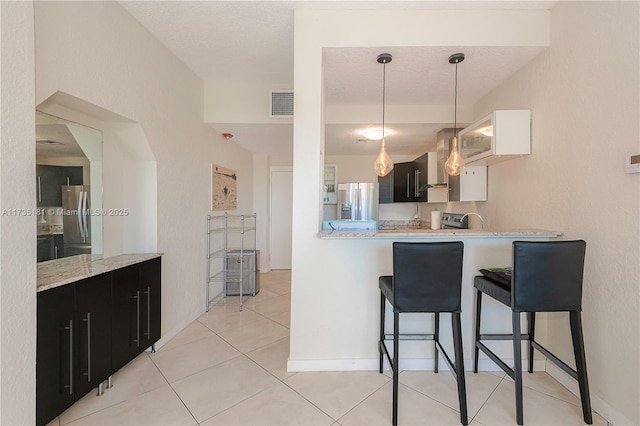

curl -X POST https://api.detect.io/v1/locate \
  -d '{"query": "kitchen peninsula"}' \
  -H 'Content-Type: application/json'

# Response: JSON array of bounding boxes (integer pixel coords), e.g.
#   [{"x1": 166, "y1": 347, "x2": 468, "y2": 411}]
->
[
  {"x1": 289, "y1": 227, "x2": 562, "y2": 373},
  {"x1": 36, "y1": 253, "x2": 162, "y2": 426}
]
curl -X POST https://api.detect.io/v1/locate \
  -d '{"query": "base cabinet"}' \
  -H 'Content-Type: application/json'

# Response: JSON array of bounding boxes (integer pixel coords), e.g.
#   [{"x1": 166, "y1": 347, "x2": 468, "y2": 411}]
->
[{"x1": 37, "y1": 257, "x2": 161, "y2": 426}]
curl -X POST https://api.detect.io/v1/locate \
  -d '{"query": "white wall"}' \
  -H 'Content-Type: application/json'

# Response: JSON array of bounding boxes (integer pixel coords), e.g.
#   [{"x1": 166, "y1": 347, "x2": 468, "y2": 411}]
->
[
  {"x1": 33, "y1": 0, "x2": 253, "y2": 361},
  {"x1": 474, "y1": 2, "x2": 640, "y2": 424},
  {"x1": 0, "y1": 1, "x2": 36, "y2": 423},
  {"x1": 290, "y1": 6, "x2": 550, "y2": 372}
]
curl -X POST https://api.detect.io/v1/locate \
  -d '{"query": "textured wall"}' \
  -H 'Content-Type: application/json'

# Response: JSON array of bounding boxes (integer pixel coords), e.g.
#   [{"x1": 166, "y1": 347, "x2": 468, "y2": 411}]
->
[
  {"x1": 33, "y1": 0, "x2": 254, "y2": 357},
  {"x1": 474, "y1": 2, "x2": 640, "y2": 424},
  {"x1": 0, "y1": 1, "x2": 36, "y2": 424}
]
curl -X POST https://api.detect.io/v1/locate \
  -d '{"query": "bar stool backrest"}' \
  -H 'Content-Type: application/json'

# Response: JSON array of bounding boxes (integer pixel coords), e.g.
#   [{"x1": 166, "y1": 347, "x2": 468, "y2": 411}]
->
[
  {"x1": 512, "y1": 240, "x2": 586, "y2": 313},
  {"x1": 392, "y1": 242, "x2": 464, "y2": 313}
]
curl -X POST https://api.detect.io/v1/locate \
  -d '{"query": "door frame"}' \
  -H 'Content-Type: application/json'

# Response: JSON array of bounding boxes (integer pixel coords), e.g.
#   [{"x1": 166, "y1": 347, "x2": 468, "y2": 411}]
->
[{"x1": 269, "y1": 166, "x2": 293, "y2": 270}]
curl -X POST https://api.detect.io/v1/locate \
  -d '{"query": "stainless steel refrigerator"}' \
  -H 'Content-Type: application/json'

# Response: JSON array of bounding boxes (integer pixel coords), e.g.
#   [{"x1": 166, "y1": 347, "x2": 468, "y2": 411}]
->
[
  {"x1": 337, "y1": 183, "x2": 379, "y2": 221},
  {"x1": 62, "y1": 185, "x2": 91, "y2": 256}
]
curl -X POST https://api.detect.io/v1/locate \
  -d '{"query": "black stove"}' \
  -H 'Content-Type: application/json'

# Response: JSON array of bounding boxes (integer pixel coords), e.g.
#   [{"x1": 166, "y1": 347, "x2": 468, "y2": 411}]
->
[{"x1": 441, "y1": 213, "x2": 469, "y2": 229}]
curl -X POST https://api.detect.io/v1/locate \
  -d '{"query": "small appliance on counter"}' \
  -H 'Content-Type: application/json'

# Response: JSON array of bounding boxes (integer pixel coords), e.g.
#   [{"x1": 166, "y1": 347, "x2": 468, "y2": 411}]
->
[
  {"x1": 441, "y1": 212, "x2": 469, "y2": 229},
  {"x1": 322, "y1": 220, "x2": 377, "y2": 233}
]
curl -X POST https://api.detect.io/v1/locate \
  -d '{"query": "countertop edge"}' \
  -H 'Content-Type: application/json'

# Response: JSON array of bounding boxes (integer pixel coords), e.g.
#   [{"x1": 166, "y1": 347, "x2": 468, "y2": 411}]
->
[
  {"x1": 37, "y1": 253, "x2": 162, "y2": 292},
  {"x1": 317, "y1": 229, "x2": 564, "y2": 239}
]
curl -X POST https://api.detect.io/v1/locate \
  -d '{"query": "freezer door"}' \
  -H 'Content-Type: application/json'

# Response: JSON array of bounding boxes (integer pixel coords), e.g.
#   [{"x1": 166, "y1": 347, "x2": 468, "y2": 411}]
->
[{"x1": 62, "y1": 185, "x2": 91, "y2": 246}]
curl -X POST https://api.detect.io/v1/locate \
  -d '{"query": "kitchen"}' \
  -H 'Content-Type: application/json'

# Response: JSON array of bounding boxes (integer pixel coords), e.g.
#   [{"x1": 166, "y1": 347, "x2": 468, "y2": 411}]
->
[{"x1": 1, "y1": 2, "x2": 638, "y2": 426}]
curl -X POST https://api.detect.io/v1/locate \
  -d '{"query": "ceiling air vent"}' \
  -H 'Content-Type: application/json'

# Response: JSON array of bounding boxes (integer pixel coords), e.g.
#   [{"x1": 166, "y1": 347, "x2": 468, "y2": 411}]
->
[{"x1": 270, "y1": 90, "x2": 294, "y2": 118}]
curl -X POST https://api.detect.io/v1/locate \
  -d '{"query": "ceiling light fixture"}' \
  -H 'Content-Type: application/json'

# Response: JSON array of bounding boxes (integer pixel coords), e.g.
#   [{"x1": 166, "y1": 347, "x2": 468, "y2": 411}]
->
[
  {"x1": 373, "y1": 53, "x2": 394, "y2": 177},
  {"x1": 445, "y1": 53, "x2": 465, "y2": 177},
  {"x1": 362, "y1": 128, "x2": 390, "y2": 141}
]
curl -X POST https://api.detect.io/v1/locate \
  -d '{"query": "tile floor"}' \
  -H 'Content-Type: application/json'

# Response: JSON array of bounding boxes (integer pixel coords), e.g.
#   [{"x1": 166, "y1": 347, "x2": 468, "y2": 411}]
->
[{"x1": 50, "y1": 270, "x2": 608, "y2": 425}]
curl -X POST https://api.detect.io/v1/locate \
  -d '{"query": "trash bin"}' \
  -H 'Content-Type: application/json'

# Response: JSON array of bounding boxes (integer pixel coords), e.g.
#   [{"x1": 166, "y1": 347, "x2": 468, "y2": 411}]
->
[{"x1": 225, "y1": 250, "x2": 260, "y2": 296}]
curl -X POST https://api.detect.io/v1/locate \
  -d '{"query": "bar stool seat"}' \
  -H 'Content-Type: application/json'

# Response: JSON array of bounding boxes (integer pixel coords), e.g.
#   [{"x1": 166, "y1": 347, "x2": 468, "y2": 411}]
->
[
  {"x1": 473, "y1": 240, "x2": 592, "y2": 425},
  {"x1": 379, "y1": 241, "x2": 468, "y2": 425}
]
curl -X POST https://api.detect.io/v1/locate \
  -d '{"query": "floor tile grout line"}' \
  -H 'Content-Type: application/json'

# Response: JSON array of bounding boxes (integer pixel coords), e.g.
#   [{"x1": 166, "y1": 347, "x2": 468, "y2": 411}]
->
[
  {"x1": 467, "y1": 374, "x2": 506, "y2": 424},
  {"x1": 328, "y1": 374, "x2": 392, "y2": 424},
  {"x1": 146, "y1": 347, "x2": 205, "y2": 426}
]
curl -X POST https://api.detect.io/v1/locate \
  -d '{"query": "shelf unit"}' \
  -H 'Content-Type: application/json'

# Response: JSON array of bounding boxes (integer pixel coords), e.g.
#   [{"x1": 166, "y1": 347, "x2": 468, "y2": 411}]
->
[
  {"x1": 206, "y1": 213, "x2": 257, "y2": 311},
  {"x1": 323, "y1": 164, "x2": 338, "y2": 204}
]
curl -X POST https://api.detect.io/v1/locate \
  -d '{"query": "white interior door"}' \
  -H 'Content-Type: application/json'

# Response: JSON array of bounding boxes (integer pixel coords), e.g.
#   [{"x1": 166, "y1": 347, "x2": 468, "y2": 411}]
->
[{"x1": 270, "y1": 168, "x2": 293, "y2": 269}]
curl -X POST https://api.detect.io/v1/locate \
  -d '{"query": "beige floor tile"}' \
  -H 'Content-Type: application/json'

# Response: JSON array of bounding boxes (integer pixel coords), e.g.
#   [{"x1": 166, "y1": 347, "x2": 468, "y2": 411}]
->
[
  {"x1": 160, "y1": 320, "x2": 215, "y2": 351},
  {"x1": 400, "y1": 371, "x2": 502, "y2": 418},
  {"x1": 218, "y1": 316, "x2": 290, "y2": 353},
  {"x1": 522, "y1": 372, "x2": 582, "y2": 406},
  {"x1": 474, "y1": 379, "x2": 607, "y2": 426},
  {"x1": 284, "y1": 371, "x2": 390, "y2": 420},
  {"x1": 65, "y1": 385, "x2": 196, "y2": 425},
  {"x1": 246, "y1": 336, "x2": 293, "y2": 380},
  {"x1": 150, "y1": 334, "x2": 241, "y2": 382},
  {"x1": 249, "y1": 295, "x2": 291, "y2": 318},
  {"x1": 200, "y1": 382, "x2": 333, "y2": 425},
  {"x1": 267, "y1": 310, "x2": 291, "y2": 328},
  {"x1": 60, "y1": 354, "x2": 167, "y2": 424},
  {"x1": 171, "y1": 356, "x2": 279, "y2": 423},
  {"x1": 198, "y1": 305, "x2": 264, "y2": 333},
  {"x1": 338, "y1": 381, "x2": 465, "y2": 425}
]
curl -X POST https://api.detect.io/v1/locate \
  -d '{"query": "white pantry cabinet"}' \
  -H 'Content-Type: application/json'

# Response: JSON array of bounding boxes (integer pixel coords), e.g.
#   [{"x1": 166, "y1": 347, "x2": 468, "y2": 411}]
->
[{"x1": 460, "y1": 110, "x2": 531, "y2": 166}]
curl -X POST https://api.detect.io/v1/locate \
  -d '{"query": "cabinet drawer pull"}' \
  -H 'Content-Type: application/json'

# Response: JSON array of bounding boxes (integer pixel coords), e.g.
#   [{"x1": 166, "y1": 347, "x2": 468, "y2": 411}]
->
[
  {"x1": 38, "y1": 176, "x2": 42, "y2": 203},
  {"x1": 144, "y1": 286, "x2": 151, "y2": 339},
  {"x1": 63, "y1": 320, "x2": 73, "y2": 395},
  {"x1": 132, "y1": 292, "x2": 140, "y2": 347},
  {"x1": 82, "y1": 313, "x2": 91, "y2": 382}
]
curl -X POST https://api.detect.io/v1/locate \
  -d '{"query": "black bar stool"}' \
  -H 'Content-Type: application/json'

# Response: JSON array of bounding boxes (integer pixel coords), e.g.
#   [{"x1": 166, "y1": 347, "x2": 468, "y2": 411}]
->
[
  {"x1": 379, "y1": 241, "x2": 468, "y2": 425},
  {"x1": 473, "y1": 240, "x2": 592, "y2": 425}
]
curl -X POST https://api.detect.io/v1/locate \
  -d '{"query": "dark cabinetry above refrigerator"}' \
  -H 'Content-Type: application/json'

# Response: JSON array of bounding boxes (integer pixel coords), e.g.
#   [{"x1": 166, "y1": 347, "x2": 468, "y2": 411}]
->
[
  {"x1": 379, "y1": 155, "x2": 429, "y2": 203},
  {"x1": 36, "y1": 165, "x2": 83, "y2": 207}
]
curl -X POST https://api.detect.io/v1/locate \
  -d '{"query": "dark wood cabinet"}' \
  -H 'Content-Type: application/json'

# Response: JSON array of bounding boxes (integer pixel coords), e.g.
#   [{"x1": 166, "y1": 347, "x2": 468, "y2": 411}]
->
[
  {"x1": 111, "y1": 264, "x2": 144, "y2": 369},
  {"x1": 36, "y1": 284, "x2": 75, "y2": 426},
  {"x1": 74, "y1": 274, "x2": 112, "y2": 398},
  {"x1": 379, "y1": 160, "x2": 428, "y2": 203},
  {"x1": 36, "y1": 165, "x2": 83, "y2": 207},
  {"x1": 37, "y1": 258, "x2": 161, "y2": 426},
  {"x1": 37, "y1": 234, "x2": 65, "y2": 262},
  {"x1": 111, "y1": 258, "x2": 161, "y2": 373}
]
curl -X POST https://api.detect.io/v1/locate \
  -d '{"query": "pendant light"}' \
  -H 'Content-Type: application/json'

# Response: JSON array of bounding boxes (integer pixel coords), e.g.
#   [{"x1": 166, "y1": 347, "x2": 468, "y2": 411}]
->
[
  {"x1": 374, "y1": 53, "x2": 394, "y2": 177},
  {"x1": 445, "y1": 53, "x2": 465, "y2": 176}
]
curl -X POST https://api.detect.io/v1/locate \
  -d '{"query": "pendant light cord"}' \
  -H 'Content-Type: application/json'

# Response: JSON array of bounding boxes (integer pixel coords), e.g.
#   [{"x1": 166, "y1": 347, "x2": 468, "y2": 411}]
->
[
  {"x1": 382, "y1": 61, "x2": 386, "y2": 146},
  {"x1": 454, "y1": 61, "x2": 458, "y2": 136}
]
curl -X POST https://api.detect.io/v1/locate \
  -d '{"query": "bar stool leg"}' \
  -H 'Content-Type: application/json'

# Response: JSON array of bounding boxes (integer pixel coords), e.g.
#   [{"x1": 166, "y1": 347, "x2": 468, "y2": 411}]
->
[
  {"x1": 393, "y1": 312, "x2": 399, "y2": 426},
  {"x1": 570, "y1": 311, "x2": 593, "y2": 424},
  {"x1": 528, "y1": 312, "x2": 536, "y2": 373},
  {"x1": 512, "y1": 311, "x2": 524, "y2": 425},
  {"x1": 452, "y1": 312, "x2": 468, "y2": 425},
  {"x1": 473, "y1": 289, "x2": 482, "y2": 373},
  {"x1": 434, "y1": 312, "x2": 440, "y2": 373},
  {"x1": 379, "y1": 292, "x2": 385, "y2": 373}
]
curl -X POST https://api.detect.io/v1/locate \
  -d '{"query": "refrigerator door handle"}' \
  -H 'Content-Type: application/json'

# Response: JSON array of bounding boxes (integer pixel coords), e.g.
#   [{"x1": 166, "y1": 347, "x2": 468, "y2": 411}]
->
[
  {"x1": 82, "y1": 191, "x2": 89, "y2": 243},
  {"x1": 77, "y1": 190, "x2": 85, "y2": 239}
]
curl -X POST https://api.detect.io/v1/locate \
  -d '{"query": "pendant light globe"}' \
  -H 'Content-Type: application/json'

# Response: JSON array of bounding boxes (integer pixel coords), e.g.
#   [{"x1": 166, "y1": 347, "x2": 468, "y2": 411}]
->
[
  {"x1": 445, "y1": 53, "x2": 465, "y2": 177},
  {"x1": 374, "y1": 53, "x2": 394, "y2": 177}
]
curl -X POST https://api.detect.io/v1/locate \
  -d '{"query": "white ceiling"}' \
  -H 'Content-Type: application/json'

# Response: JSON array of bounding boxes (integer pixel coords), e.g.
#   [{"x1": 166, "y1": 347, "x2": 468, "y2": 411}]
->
[
  {"x1": 36, "y1": 124, "x2": 86, "y2": 160},
  {"x1": 120, "y1": 1, "x2": 555, "y2": 157}
]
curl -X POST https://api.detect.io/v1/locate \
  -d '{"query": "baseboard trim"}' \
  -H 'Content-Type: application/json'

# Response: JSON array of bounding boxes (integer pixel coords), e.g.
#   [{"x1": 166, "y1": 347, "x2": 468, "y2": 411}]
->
[
  {"x1": 287, "y1": 358, "x2": 546, "y2": 373},
  {"x1": 546, "y1": 362, "x2": 634, "y2": 425}
]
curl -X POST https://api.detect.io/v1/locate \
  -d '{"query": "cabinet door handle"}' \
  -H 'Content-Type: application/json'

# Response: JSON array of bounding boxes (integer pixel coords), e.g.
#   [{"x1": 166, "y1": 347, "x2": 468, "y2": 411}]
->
[
  {"x1": 66, "y1": 177, "x2": 70, "y2": 186},
  {"x1": 415, "y1": 170, "x2": 420, "y2": 197},
  {"x1": 132, "y1": 291, "x2": 140, "y2": 347},
  {"x1": 38, "y1": 176, "x2": 42, "y2": 202},
  {"x1": 406, "y1": 173, "x2": 410, "y2": 198},
  {"x1": 54, "y1": 245, "x2": 58, "y2": 259},
  {"x1": 144, "y1": 286, "x2": 151, "y2": 339},
  {"x1": 63, "y1": 320, "x2": 74, "y2": 395},
  {"x1": 82, "y1": 312, "x2": 91, "y2": 382}
]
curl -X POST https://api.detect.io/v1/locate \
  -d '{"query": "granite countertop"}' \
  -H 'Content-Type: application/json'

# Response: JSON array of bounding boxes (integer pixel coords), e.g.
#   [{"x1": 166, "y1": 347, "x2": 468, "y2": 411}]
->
[
  {"x1": 37, "y1": 225, "x2": 64, "y2": 236},
  {"x1": 37, "y1": 253, "x2": 162, "y2": 292},
  {"x1": 318, "y1": 228, "x2": 563, "y2": 239}
]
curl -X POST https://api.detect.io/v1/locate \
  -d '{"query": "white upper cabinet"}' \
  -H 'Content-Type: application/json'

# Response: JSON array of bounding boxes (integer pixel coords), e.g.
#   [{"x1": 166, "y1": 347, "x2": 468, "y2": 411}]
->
[{"x1": 459, "y1": 110, "x2": 531, "y2": 166}]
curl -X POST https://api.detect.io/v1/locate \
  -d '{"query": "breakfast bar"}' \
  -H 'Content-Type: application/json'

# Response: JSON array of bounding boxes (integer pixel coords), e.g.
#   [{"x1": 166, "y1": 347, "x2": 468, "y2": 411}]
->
[{"x1": 288, "y1": 228, "x2": 562, "y2": 373}]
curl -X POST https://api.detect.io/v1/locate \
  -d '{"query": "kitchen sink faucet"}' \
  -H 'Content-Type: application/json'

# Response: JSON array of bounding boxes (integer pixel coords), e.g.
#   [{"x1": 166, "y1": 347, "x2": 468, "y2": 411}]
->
[{"x1": 461, "y1": 212, "x2": 485, "y2": 230}]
